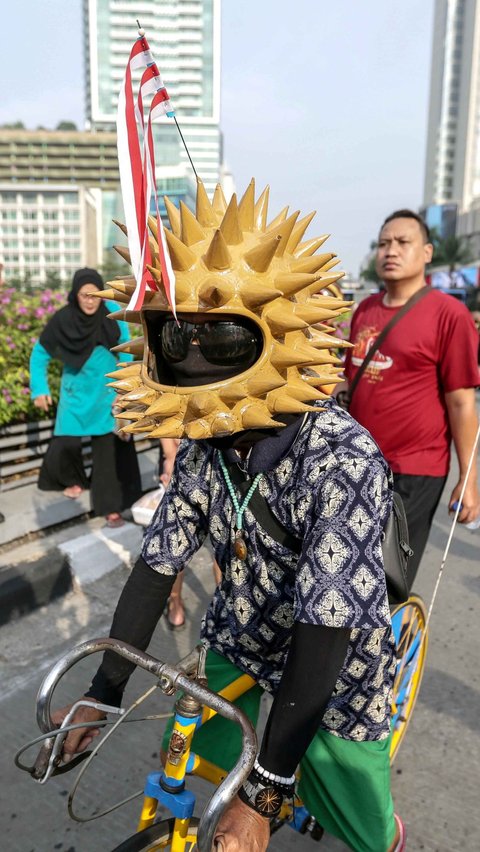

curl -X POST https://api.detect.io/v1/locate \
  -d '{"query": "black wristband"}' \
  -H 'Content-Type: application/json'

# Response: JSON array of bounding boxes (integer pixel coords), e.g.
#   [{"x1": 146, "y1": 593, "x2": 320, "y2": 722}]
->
[{"x1": 238, "y1": 768, "x2": 294, "y2": 819}]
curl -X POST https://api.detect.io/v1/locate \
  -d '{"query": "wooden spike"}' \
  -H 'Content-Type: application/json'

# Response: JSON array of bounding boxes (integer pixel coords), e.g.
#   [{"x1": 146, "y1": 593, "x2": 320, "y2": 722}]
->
[
  {"x1": 267, "y1": 205, "x2": 289, "y2": 230},
  {"x1": 267, "y1": 393, "x2": 315, "y2": 415},
  {"x1": 262, "y1": 301, "x2": 308, "y2": 334},
  {"x1": 149, "y1": 417, "x2": 184, "y2": 438},
  {"x1": 238, "y1": 179, "x2": 255, "y2": 231},
  {"x1": 275, "y1": 272, "x2": 317, "y2": 298},
  {"x1": 305, "y1": 296, "x2": 352, "y2": 312},
  {"x1": 198, "y1": 280, "x2": 234, "y2": 308},
  {"x1": 219, "y1": 193, "x2": 243, "y2": 245},
  {"x1": 270, "y1": 342, "x2": 314, "y2": 369},
  {"x1": 306, "y1": 274, "x2": 347, "y2": 297},
  {"x1": 321, "y1": 258, "x2": 341, "y2": 272},
  {"x1": 308, "y1": 329, "x2": 341, "y2": 348},
  {"x1": 97, "y1": 288, "x2": 129, "y2": 304},
  {"x1": 113, "y1": 219, "x2": 128, "y2": 237},
  {"x1": 254, "y1": 185, "x2": 270, "y2": 231},
  {"x1": 240, "y1": 281, "x2": 281, "y2": 309},
  {"x1": 293, "y1": 304, "x2": 343, "y2": 324},
  {"x1": 121, "y1": 386, "x2": 157, "y2": 404},
  {"x1": 285, "y1": 213, "x2": 317, "y2": 253},
  {"x1": 291, "y1": 253, "x2": 336, "y2": 274},
  {"x1": 218, "y1": 383, "x2": 249, "y2": 402},
  {"x1": 267, "y1": 212, "x2": 300, "y2": 257},
  {"x1": 113, "y1": 244, "x2": 131, "y2": 265},
  {"x1": 164, "y1": 196, "x2": 181, "y2": 237},
  {"x1": 306, "y1": 368, "x2": 343, "y2": 386},
  {"x1": 196, "y1": 178, "x2": 216, "y2": 227},
  {"x1": 244, "y1": 235, "x2": 281, "y2": 273},
  {"x1": 287, "y1": 378, "x2": 331, "y2": 401},
  {"x1": 203, "y1": 229, "x2": 233, "y2": 271},
  {"x1": 212, "y1": 183, "x2": 228, "y2": 216},
  {"x1": 186, "y1": 419, "x2": 214, "y2": 440},
  {"x1": 146, "y1": 264, "x2": 162, "y2": 286},
  {"x1": 294, "y1": 237, "x2": 329, "y2": 259},
  {"x1": 246, "y1": 368, "x2": 286, "y2": 397},
  {"x1": 240, "y1": 403, "x2": 283, "y2": 430},
  {"x1": 107, "y1": 309, "x2": 142, "y2": 324},
  {"x1": 114, "y1": 409, "x2": 147, "y2": 421},
  {"x1": 180, "y1": 201, "x2": 206, "y2": 246},
  {"x1": 164, "y1": 228, "x2": 197, "y2": 271},
  {"x1": 120, "y1": 418, "x2": 157, "y2": 434},
  {"x1": 111, "y1": 337, "x2": 145, "y2": 356},
  {"x1": 109, "y1": 279, "x2": 136, "y2": 294},
  {"x1": 145, "y1": 394, "x2": 183, "y2": 417},
  {"x1": 147, "y1": 214, "x2": 158, "y2": 240},
  {"x1": 210, "y1": 412, "x2": 237, "y2": 436},
  {"x1": 187, "y1": 392, "x2": 219, "y2": 417},
  {"x1": 105, "y1": 364, "x2": 142, "y2": 380},
  {"x1": 106, "y1": 377, "x2": 142, "y2": 392}
]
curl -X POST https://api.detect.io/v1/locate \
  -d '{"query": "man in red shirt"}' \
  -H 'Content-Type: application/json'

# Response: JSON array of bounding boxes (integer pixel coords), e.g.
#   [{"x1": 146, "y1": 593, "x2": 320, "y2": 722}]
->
[{"x1": 344, "y1": 210, "x2": 480, "y2": 584}]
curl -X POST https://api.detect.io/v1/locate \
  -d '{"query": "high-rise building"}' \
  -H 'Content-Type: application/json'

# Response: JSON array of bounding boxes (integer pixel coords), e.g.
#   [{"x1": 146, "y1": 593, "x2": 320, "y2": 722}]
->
[
  {"x1": 424, "y1": 0, "x2": 480, "y2": 210},
  {"x1": 84, "y1": 0, "x2": 222, "y2": 204}
]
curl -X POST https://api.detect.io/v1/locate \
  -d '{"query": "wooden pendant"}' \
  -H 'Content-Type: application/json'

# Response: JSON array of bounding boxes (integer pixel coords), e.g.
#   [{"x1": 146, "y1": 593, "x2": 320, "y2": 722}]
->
[{"x1": 234, "y1": 529, "x2": 248, "y2": 561}]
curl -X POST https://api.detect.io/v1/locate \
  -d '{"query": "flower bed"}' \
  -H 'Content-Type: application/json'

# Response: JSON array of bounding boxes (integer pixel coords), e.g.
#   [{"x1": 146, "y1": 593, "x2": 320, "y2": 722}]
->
[{"x1": 0, "y1": 288, "x2": 64, "y2": 426}]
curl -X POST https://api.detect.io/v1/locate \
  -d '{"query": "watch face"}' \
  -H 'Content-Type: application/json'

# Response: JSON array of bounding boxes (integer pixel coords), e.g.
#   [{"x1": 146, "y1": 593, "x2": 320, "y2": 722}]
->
[{"x1": 255, "y1": 786, "x2": 283, "y2": 815}]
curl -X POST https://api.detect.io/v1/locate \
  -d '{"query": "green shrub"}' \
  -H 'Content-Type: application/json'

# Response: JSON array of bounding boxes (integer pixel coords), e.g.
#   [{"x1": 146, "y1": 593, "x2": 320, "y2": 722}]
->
[{"x1": 0, "y1": 287, "x2": 65, "y2": 426}]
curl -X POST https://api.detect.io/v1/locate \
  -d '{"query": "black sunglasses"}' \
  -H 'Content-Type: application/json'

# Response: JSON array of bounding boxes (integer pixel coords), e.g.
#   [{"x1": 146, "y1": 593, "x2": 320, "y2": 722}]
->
[{"x1": 160, "y1": 319, "x2": 260, "y2": 366}]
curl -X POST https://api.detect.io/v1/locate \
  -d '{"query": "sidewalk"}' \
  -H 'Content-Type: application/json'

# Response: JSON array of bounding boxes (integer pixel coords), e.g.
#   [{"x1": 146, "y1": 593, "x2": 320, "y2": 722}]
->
[{"x1": 0, "y1": 448, "x2": 158, "y2": 624}]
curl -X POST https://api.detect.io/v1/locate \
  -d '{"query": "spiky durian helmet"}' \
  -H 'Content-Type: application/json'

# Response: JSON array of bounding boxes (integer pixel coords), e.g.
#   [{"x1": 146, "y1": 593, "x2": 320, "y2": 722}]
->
[{"x1": 102, "y1": 179, "x2": 351, "y2": 440}]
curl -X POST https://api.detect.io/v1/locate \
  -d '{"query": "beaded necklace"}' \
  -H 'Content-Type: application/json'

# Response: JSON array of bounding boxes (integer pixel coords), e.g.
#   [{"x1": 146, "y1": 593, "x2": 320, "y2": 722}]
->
[{"x1": 219, "y1": 452, "x2": 262, "y2": 561}]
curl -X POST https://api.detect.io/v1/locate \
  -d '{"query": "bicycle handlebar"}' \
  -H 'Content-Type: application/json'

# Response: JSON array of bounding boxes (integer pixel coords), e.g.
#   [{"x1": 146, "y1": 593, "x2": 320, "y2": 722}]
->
[{"x1": 35, "y1": 637, "x2": 257, "y2": 852}]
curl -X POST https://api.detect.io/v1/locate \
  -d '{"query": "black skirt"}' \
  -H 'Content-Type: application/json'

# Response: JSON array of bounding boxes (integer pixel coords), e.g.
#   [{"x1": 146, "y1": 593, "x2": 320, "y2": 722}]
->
[{"x1": 38, "y1": 433, "x2": 142, "y2": 516}]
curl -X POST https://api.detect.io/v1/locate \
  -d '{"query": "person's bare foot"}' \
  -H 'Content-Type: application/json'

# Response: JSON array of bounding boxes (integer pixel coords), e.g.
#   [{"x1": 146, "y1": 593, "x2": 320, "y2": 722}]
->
[
  {"x1": 166, "y1": 596, "x2": 186, "y2": 630},
  {"x1": 63, "y1": 485, "x2": 83, "y2": 499},
  {"x1": 105, "y1": 513, "x2": 125, "y2": 528}
]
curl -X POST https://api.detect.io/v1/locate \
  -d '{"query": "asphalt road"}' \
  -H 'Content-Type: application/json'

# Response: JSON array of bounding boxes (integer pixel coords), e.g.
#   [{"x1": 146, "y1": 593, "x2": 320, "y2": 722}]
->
[{"x1": 1, "y1": 460, "x2": 479, "y2": 852}]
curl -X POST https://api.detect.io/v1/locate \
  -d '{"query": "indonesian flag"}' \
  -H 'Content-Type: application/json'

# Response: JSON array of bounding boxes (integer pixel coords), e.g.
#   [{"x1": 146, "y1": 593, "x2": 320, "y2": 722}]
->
[{"x1": 116, "y1": 29, "x2": 176, "y2": 313}]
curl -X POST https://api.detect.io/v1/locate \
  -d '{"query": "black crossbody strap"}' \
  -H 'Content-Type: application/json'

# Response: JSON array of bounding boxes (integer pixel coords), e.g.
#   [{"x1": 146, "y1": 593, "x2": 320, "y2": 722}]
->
[
  {"x1": 226, "y1": 462, "x2": 302, "y2": 555},
  {"x1": 349, "y1": 286, "x2": 430, "y2": 398}
]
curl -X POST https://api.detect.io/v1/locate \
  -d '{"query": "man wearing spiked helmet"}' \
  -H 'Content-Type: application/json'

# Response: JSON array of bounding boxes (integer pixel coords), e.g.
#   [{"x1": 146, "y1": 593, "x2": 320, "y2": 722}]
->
[{"x1": 53, "y1": 180, "x2": 405, "y2": 851}]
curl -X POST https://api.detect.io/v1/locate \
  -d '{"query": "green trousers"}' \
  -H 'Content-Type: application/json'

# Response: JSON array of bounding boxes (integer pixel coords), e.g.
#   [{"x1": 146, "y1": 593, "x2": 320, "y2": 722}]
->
[{"x1": 163, "y1": 650, "x2": 396, "y2": 852}]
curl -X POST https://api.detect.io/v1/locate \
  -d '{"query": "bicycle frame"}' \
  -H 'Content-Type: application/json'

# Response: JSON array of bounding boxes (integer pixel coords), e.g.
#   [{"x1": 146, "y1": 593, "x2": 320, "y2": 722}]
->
[{"x1": 35, "y1": 638, "x2": 257, "y2": 852}]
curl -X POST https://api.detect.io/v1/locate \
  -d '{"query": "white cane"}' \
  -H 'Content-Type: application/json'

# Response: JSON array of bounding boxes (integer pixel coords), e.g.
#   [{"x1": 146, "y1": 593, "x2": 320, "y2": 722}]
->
[{"x1": 425, "y1": 420, "x2": 480, "y2": 630}]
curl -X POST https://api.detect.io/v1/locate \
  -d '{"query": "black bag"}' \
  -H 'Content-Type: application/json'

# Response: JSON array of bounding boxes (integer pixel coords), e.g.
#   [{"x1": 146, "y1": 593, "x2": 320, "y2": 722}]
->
[{"x1": 226, "y1": 463, "x2": 412, "y2": 605}]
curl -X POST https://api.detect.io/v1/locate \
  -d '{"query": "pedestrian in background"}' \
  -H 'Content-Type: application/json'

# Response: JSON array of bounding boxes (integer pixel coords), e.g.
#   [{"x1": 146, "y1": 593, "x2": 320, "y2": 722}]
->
[
  {"x1": 343, "y1": 210, "x2": 480, "y2": 585},
  {"x1": 30, "y1": 267, "x2": 142, "y2": 527}
]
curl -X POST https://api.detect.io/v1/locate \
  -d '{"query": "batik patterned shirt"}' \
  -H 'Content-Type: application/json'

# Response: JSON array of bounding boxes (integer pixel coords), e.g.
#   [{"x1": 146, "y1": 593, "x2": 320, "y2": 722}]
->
[{"x1": 143, "y1": 401, "x2": 396, "y2": 742}]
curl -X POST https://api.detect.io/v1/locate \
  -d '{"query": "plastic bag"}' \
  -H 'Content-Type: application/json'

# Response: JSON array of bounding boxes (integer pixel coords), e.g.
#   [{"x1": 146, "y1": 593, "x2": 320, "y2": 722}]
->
[{"x1": 131, "y1": 486, "x2": 165, "y2": 526}]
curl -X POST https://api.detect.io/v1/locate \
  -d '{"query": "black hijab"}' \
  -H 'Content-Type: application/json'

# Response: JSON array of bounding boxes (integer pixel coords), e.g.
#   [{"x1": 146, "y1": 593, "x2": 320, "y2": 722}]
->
[{"x1": 39, "y1": 268, "x2": 120, "y2": 370}]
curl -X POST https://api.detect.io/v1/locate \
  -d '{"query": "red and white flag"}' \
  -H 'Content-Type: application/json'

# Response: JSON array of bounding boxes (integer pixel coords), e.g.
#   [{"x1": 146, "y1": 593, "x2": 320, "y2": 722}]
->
[{"x1": 116, "y1": 29, "x2": 176, "y2": 313}]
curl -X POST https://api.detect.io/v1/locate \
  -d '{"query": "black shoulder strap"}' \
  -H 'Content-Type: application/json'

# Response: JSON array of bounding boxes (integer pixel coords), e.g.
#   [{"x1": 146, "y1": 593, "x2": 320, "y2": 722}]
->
[
  {"x1": 226, "y1": 462, "x2": 302, "y2": 555},
  {"x1": 349, "y1": 285, "x2": 430, "y2": 398}
]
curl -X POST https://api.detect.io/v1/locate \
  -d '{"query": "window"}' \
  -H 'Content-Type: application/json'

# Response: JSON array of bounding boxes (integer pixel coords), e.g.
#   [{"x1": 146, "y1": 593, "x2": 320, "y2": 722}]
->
[{"x1": 44, "y1": 211, "x2": 58, "y2": 220}]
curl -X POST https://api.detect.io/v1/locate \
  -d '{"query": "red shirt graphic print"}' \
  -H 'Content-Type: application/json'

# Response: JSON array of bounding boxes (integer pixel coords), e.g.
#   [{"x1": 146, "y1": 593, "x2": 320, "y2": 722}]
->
[{"x1": 344, "y1": 290, "x2": 479, "y2": 476}]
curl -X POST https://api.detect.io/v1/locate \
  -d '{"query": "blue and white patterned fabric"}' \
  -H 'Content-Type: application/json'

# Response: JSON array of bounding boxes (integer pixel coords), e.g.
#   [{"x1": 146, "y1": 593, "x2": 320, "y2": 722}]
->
[{"x1": 143, "y1": 400, "x2": 396, "y2": 741}]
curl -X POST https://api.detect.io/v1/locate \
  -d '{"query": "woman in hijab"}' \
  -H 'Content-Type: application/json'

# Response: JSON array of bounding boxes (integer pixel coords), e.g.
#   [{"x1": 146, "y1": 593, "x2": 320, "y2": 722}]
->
[{"x1": 30, "y1": 268, "x2": 142, "y2": 527}]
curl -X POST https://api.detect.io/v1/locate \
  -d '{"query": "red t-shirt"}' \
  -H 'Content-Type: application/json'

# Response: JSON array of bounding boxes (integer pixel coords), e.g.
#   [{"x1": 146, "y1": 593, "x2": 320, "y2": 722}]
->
[{"x1": 344, "y1": 289, "x2": 479, "y2": 476}]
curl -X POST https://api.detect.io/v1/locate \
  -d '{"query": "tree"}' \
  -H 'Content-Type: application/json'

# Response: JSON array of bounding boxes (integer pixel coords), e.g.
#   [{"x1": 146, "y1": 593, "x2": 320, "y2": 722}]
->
[
  {"x1": 359, "y1": 241, "x2": 380, "y2": 284},
  {"x1": 1, "y1": 121, "x2": 25, "y2": 129},
  {"x1": 44, "y1": 270, "x2": 65, "y2": 290},
  {"x1": 56, "y1": 121, "x2": 78, "y2": 131},
  {"x1": 430, "y1": 235, "x2": 472, "y2": 271}
]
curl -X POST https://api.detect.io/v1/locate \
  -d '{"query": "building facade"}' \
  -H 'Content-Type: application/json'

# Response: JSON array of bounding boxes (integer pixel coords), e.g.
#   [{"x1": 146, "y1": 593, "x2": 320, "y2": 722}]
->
[
  {"x1": 84, "y1": 0, "x2": 222, "y2": 200},
  {"x1": 0, "y1": 129, "x2": 120, "y2": 285},
  {"x1": 424, "y1": 0, "x2": 480, "y2": 210}
]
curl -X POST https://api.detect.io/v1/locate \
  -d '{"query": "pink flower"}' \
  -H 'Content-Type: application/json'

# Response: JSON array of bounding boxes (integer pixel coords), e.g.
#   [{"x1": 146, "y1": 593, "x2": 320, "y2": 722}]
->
[
  {"x1": 21, "y1": 387, "x2": 30, "y2": 395},
  {"x1": 0, "y1": 296, "x2": 11, "y2": 305},
  {"x1": 17, "y1": 305, "x2": 28, "y2": 315},
  {"x1": 34, "y1": 307, "x2": 47, "y2": 318},
  {"x1": 18, "y1": 323, "x2": 29, "y2": 330},
  {"x1": 2, "y1": 390, "x2": 12, "y2": 403}
]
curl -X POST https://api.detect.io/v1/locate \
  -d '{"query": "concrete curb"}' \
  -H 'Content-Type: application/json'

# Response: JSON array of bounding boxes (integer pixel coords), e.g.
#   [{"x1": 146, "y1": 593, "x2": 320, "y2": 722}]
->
[{"x1": 0, "y1": 518, "x2": 144, "y2": 625}]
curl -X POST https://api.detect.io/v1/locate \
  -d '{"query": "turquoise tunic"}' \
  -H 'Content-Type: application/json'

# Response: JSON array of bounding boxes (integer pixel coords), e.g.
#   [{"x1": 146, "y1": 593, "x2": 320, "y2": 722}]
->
[{"x1": 29, "y1": 302, "x2": 133, "y2": 437}]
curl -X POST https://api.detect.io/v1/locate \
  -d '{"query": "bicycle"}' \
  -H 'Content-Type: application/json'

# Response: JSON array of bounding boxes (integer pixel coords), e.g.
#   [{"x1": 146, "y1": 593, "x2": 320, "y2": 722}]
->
[{"x1": 16, "y1": 594, "x2": 427, "y2": 851}]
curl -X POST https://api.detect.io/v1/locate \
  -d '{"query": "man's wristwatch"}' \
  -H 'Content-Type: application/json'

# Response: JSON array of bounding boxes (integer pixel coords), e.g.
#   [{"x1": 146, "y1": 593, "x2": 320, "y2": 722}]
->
[{"x1": 238, "y1": 769, "x2": 294, "y2": 819}]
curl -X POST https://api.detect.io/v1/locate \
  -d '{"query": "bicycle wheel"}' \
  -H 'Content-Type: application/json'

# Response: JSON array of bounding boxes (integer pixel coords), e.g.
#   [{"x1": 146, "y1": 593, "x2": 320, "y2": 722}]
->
[
  {"x1": 111, "y1": 817, "x2": 199, "y2": 851},
  {"x1": 389, "y1": 594, "x2": 428, "y2": 763}
]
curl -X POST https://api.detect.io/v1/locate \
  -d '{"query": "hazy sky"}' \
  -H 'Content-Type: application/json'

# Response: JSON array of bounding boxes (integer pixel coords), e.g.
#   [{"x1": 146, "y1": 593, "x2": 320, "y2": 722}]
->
[{"x1": 2, "y1": 1, "x2": 434, "y2": 276}]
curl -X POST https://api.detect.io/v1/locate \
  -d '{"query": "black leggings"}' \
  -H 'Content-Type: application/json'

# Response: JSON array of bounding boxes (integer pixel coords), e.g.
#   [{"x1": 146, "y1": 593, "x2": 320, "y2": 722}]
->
[{"x1": 38, "y1": 433, "x2": 142, "y2": 516}]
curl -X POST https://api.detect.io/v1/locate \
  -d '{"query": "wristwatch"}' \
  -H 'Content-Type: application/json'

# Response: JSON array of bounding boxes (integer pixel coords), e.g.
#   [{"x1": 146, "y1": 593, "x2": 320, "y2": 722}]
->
[{"x1": 238, "y1": 770, "x2": 293, "y2": 819}]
